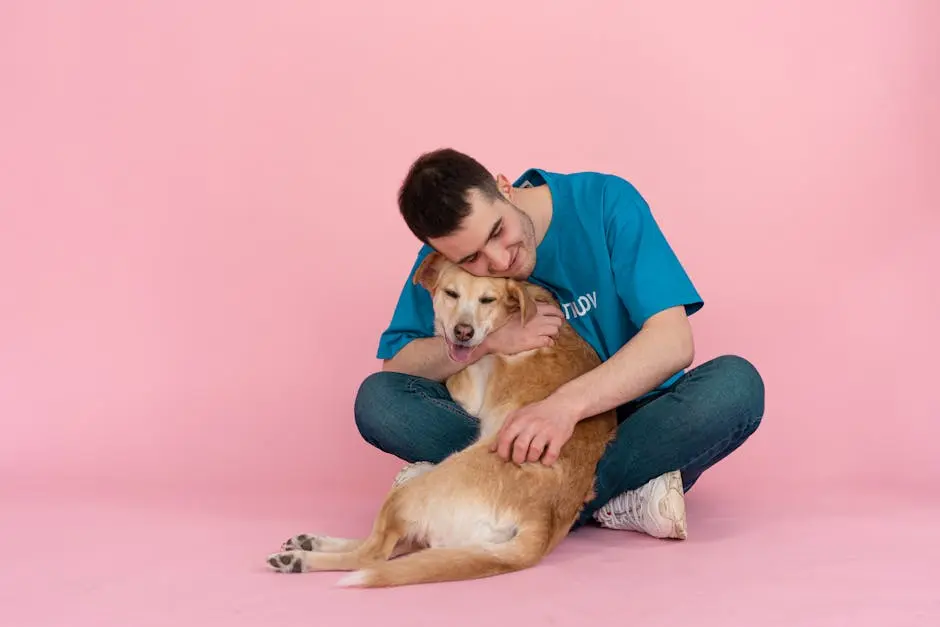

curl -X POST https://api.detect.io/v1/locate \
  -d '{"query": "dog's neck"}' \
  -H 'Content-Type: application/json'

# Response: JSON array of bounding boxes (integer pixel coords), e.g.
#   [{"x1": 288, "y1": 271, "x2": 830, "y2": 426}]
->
[{"x1": 460, "y1": 350, "x2": 541, "y2": 443}]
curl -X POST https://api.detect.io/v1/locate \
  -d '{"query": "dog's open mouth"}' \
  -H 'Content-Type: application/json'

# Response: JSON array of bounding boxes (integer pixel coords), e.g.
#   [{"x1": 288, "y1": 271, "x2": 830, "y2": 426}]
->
[{"x1": 445, "y1": 339, "x2": 476, "y2": 363}]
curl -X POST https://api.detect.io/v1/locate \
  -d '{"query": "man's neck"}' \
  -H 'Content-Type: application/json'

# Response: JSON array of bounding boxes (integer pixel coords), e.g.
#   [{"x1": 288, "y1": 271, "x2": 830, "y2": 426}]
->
[{"x1": 512, "y1": 185, "x2": 553, "y2": 246}]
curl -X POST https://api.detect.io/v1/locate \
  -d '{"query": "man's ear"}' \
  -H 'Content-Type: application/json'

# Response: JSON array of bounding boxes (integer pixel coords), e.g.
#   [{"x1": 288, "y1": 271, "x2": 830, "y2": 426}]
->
[
  {"x1": 413, "y1": 251, "x2": 444, "y2": 293},
  {"x1": 495, "y1": 173, "x2": 514, "y2": 202},
  {"x1": 506, "y1": 280, "x2": 538, "y2": 326}
]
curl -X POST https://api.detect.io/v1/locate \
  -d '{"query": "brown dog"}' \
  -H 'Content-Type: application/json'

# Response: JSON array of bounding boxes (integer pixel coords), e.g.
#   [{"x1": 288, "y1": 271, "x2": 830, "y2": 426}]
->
[{"x1": 265, "y1": 252, "x2": 617, "y2": 587}]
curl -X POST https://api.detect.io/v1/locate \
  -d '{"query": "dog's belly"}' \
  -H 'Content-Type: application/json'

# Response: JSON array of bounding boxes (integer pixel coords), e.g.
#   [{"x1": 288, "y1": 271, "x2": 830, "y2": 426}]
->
[{"x1": 400, "y1": 497, "x2": 518, "y2": 548}]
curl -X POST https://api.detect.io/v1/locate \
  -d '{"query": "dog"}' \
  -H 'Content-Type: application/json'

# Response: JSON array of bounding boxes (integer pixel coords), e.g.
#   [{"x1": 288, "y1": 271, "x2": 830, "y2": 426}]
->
[{"x1": 265, "y1": 252, "x2": 618, "y2": 587}]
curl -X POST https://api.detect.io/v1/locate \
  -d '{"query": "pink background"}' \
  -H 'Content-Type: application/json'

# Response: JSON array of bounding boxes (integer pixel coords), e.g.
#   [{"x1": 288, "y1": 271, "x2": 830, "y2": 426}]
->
[{"x1": 1, "y1": 1, "x2": 938, "y2": 626}]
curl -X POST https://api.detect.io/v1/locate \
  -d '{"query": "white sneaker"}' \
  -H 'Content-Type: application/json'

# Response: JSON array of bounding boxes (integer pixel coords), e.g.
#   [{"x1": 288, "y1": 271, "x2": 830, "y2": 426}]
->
[
  {"x1": 593, "y1": 470, "x2": 688, "y2": 539},
  {"x1": 391, "y1": 461, "x2": 435, "y2": 489}
]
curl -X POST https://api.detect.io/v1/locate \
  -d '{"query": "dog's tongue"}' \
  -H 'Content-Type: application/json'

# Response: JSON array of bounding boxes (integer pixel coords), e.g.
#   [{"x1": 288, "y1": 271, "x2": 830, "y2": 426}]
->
[{"x1": 448, "y1": 342, "x2": 474, "y2": 363}]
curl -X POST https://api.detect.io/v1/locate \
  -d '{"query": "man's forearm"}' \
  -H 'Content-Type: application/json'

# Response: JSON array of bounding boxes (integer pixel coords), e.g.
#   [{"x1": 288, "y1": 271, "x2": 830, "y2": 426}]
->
[
  {"x1": 381, "y1": 336, "x2": 485, "y2": 381},
  {"x1": 556, "y1": 306, "x2": 695, "y2": 421}
]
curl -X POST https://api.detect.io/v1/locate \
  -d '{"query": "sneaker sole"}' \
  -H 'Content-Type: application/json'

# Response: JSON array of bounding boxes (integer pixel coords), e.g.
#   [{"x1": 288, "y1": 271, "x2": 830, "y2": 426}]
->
[{"x1": 659, "y1": 470, "x2": 688, "y2": 540}]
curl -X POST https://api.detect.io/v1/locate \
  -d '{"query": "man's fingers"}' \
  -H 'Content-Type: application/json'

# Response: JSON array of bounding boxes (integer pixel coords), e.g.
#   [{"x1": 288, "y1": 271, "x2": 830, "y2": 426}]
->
[
  {"x1": 533, "y1": 322, "x2": 561, "y2": 341},
  {"x1": 537, "y1": 303, "x2": 565, "y2": 319},
  {"x1": 490, "y1": 419, "x2": 505, "y2": 451},
  {"x1": 491, "y1": 413, "x2": 515, "y2": 453},
  {"x1": 541, "y1": 438, "x2": 563, "y2": 466},
  {"x1": 527, "y1": 434, "x2": 548, "y2": 463},
  {"x1": 533, "y1": 325, "x2": 556, "y2": 339},
  {"x1": 535, "y1": 317, "x2": 563, "y2": 337},
  {"x1": 512, "y1": 430, "x2": 534, "y2": 465},
  {"x1": 494, "y1": 427, "x2": 511, "y2": 458},
  {"x1": 496, "y1": 420, "x2": 522, "y2": 460}
]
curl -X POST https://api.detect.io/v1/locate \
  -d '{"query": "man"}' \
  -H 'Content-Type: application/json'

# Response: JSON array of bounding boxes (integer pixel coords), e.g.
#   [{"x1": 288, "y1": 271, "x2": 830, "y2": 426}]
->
[{"x1": 354, "y1": 148, "x2": 765, "y2": 539}]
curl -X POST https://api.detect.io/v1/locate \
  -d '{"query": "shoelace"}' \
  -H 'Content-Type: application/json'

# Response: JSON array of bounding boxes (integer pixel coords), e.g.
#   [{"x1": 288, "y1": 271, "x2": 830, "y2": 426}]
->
[{"x1": 598, "y1": 489, "x2": 650, "y2": 528}]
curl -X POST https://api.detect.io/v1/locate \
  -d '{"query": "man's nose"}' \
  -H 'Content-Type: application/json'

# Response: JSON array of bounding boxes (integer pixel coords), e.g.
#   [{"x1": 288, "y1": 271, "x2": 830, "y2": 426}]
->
[
  {"x1": 487, "y1": 249, "x2": 511, "y2": 272},
  {"x1": 454, "y1": 323, "x2": 474, "y2": 342}
]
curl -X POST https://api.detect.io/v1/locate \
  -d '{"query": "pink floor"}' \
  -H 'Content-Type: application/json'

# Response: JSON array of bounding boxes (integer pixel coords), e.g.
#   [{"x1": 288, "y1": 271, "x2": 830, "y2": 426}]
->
[{"x1": 3, "y1": 482, "x2": 937, "y2": 627}]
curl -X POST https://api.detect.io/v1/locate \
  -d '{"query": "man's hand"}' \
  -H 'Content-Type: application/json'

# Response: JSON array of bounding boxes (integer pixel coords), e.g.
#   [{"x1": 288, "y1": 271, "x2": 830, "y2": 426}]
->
[
  {"x1": 491, "y1": 392, "x2": 583, "y2": 466},
  {"x1": 484, "y1": 302, "x2": 564, "y2": 355},
  {"x1": 382, "y1": 301, "x2": 563, "y2": 381}
]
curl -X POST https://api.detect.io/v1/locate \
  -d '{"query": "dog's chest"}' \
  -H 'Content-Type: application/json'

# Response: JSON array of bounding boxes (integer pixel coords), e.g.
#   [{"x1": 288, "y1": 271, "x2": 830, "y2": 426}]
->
[{"x1": 449, "y1": 355, "x2": 496, "y2": 418}]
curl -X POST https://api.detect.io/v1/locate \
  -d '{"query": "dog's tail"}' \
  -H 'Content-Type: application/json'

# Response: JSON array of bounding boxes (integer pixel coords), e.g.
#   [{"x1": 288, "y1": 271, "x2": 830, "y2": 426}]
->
[{"x1": 335, "y1": 524, "x2": 550, "y2": 588}]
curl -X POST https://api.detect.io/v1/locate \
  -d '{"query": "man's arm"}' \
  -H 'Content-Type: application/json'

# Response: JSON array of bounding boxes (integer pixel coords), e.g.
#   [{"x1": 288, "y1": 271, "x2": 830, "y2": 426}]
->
[
  {"x1": 560, "y1": 175, "x2": 700, "y2": 417},
  {"x1": 382, "y1": 336, "x2": 485, "y2": 382},
  {"x1": 554, "y1": 305, "x2": 694, "y2": 421},
  {"x1": 492, "y1": 306, "x2": 694, "y2": 465},
  {"x1": 493, "y1": 175, "x2": 702, "y2": 465}
]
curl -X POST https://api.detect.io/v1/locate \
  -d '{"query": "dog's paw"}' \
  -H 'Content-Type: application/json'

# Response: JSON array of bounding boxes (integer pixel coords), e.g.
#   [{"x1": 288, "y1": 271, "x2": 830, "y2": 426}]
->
[
  {"x1": 267, "y1": 550, "x2": 307, "y2": 573},
  {"x1": 281, "y1": 533, "x2": 321, "y2": 552}
]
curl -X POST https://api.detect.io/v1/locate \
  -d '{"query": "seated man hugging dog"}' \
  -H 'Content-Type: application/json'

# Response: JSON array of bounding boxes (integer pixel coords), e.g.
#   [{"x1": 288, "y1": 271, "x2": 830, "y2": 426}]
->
[{"x1": 355, "y1": 148, "x2": 766, "y2": 538}]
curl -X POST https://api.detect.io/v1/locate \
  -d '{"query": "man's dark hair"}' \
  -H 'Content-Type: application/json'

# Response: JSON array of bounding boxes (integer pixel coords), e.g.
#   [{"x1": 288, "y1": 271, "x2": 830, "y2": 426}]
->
[{"x1": 397, "y1": 148, "x2": 503, "y2": 242}]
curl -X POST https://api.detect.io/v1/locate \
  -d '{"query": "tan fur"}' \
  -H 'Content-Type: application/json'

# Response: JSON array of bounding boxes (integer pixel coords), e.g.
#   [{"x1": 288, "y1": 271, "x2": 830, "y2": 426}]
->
[{"x1": 267, "y1": 252, "x2": 618, "y2": 587}]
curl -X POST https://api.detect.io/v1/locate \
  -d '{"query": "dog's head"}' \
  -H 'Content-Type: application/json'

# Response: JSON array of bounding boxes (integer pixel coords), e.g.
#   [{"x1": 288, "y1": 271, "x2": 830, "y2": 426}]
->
[{"x1": 413, "y1": 251, "x2": 537, "y2": 363}]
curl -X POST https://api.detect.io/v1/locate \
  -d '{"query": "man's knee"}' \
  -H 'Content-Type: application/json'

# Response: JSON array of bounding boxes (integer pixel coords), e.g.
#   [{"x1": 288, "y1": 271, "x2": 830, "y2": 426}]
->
[
  {"x1": 353, "y1": 371, "x2": 408, "y2": 445},
  {"x1": 707, "y1": 354, "x2": 765, "y2": 434}
]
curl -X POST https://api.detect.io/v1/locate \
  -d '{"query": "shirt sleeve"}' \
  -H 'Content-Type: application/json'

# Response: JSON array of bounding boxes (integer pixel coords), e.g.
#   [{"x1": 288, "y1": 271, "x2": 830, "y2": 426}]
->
[
  {"x1": 376, "y1": 246, "x2": 437, "y2": 360},
  {"x1": 603, "y1": 176, "x2": 704, "y2": 328}
]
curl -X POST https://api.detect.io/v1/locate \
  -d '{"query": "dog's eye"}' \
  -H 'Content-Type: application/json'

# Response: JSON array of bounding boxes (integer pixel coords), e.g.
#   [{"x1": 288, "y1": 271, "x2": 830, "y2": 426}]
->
[
  {"x1": 479, "y1": 296, "x2": 496, "y2": 304},
  {"x1": 444, "y1": 289, "x2": 459, "y2": 299}
]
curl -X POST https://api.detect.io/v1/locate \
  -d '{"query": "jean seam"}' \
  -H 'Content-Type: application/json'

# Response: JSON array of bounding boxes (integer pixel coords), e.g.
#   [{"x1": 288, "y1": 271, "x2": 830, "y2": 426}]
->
[{"x1": 406, "y1": 378, "x2": 476, "y2": 423}]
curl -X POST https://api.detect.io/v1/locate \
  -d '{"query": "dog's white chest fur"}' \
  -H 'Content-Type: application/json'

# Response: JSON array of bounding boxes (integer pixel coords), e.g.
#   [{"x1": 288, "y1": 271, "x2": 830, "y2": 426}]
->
[
  {"x1": 453, "y1": 354, "x2": 495, "y2": 418},
  {"x1": 451, "y1": 351, "x2": 542, "y2": 439}
]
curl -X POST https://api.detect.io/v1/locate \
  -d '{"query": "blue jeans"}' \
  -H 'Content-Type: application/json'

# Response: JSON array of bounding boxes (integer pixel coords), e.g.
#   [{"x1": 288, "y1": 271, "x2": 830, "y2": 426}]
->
[{"x1": 354, "y1": 355, "x2": 765, "y2": 528}]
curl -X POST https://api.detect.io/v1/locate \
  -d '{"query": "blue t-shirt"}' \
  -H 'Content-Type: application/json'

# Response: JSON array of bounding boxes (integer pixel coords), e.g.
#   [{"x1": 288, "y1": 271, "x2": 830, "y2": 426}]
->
[{"x1": 376, "y1": 169, "x2": 704, "y2": 391}]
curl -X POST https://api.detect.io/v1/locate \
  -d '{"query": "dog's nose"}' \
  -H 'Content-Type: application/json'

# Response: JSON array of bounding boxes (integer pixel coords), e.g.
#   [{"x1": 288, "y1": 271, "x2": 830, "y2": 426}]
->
[{"x1": 454, "y1": 323, "x2": 474, "y2": 342}]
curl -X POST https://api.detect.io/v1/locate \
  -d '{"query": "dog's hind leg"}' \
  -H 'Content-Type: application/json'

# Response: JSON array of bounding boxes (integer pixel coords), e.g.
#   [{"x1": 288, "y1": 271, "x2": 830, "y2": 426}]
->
[
  {"x1": 336, "y1": 521, "x2": 551, "y2": 588},
  {"x1": 267, "y1": 502, "x2": 410, "y2": 574},
  {"x1": 279, "y1": 534, "x2": 364, "y2": 553},
  {"x1": 268, "y1": 526, "x2": 404, "y2": 573},
  {"x1": 278, "y1": 533, "x2": 422, "y2": 557}
]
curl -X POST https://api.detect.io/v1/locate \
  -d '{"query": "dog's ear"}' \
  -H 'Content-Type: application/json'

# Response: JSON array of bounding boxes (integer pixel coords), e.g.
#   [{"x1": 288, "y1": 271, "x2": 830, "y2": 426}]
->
[
  {"x1": 413, "y1": 251, "x2": 444, "y2": 292},
  {"x1": 506, "y1": 280, "x2": 538, "y2": 326}
]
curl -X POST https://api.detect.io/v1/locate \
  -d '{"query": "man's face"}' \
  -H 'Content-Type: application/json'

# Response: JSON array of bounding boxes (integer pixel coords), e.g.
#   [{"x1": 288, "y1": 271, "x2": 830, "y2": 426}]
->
[{"x1": 427, "y1": 187, "x2": 537, "y2": 280}]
